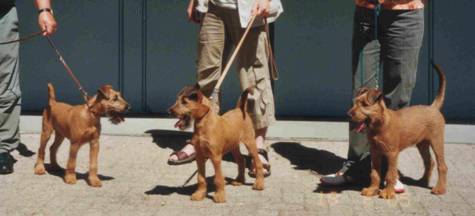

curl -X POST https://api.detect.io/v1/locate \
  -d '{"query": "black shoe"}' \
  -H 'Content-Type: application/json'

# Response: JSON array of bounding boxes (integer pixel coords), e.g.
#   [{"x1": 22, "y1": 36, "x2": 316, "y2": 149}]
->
[{"x1": 0, "y1": 152, "x2": 16, "y2": 175}]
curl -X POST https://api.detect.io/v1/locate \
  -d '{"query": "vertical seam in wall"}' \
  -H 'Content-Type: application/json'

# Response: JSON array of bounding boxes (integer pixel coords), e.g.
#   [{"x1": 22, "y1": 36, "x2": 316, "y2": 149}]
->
[
  {"x1": 119, "y1": 0, "x2": 125, "y2": 93},
  {"x1": 141, "y1": 0, "x2": 148, "y2": 112},
  {"x1": 428, "y1": 0, "x2": 435, "y2": 103}
]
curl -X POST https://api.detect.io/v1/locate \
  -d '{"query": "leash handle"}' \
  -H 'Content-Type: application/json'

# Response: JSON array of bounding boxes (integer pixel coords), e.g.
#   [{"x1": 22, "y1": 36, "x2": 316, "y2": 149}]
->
[
  {"x1": 212, "y1": 15, "x2": 257, "y2": 96},
  {"x1": 45, "y1": 36, "x2": 89, "y2": 102}
]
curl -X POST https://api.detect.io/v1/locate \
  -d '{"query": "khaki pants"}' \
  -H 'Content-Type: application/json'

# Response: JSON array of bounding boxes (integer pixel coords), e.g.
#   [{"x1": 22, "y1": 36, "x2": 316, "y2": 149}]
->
[{"x1": 196, "y1": 4, "x2": 276, "y2": 129}]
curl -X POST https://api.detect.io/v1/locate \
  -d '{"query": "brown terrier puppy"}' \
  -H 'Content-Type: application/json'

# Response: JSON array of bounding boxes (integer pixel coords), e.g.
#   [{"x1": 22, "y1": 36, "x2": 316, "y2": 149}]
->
[
  {"x1": 348, "y1": 63, "x2": 447, "y2": 199},
  {"x1": 168, "y1": 86, "x2": 265, "y2": 203},
  {"x1": 34, "y1": 83, "x2": 129, "y2": 187}
]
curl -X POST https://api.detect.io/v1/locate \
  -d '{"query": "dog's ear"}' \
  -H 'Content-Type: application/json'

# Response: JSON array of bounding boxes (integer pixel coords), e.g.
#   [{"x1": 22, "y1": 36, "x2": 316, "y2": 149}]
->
[
  {"x1": 378, "y1": 94, "x2": 387, "y2": 109},
  {"x1": 188, "y1": 90, "x2": 204, "y2": 103},
  {"x1": 356, "y1": 87, "x2": 369, "y2": 96},
  {"x1": 97, "y1": 85, "x2": 112, "y2": 100},
  {"x1": 367, "y1": 89, "x2": 383, "y2": 104}
]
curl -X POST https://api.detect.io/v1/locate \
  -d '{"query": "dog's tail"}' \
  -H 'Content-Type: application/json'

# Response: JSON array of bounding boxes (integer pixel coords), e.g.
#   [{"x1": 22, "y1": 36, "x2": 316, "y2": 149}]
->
[
  {"x1": 47, "y1": 83, "x2": 56, "y2": 105},
  {"x1": 237, "y1": 87, "x2": 254, "y2": 118},
  {"x1": 431, "y1": 61, "x2": 446, "y2": 110}
]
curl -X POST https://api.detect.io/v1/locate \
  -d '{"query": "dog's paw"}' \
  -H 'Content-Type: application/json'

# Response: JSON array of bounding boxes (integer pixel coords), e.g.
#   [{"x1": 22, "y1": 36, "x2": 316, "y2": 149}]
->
[
  {"x1": 88, "y1": 177, "x2": 103, "y2": 188},
  {"x1": 191, "y1": 191, "x2": 206, "y2": 201},
  {"x1": 431, "y1": 186, "x2": 446, "y2": 195},
  {"x1": 212, "y1": 192, "x2": 226, "y2": 203},
  {"x1": 64, "y1": 174, "x2": 77, "y2": 185},
  {"x1": 34, "y1": 164, "x2": 46, "y2": 175},
  {"x1": 379, "y1": 188, "x2": 396, "y2": 199},
  {"x1": 252, "y1": 181, "x2": 264, "y2": 191},
  {"x1": 361, "y1": 187, "x2": 379, "y2": 197}
]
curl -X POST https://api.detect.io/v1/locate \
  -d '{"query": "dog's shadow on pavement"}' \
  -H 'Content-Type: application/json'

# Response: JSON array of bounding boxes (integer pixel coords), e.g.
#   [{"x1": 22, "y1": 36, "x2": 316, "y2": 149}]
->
[
  {"x1": 43, "y1": 164, "x2": 114, "y2": 183},
  {"x1": 271, "y1": 142, "x2": 364, "y2": 193},
  {"x1": 145, "y1": 177, "x2": 249, "y2": 200},
  {"x1": 145, "y1": 129, "x2": 193, "y2": 152},
  {"x1": 271, "y1": 142, "x2": 346, "y2": 175},
  {"x1": 399, "y1": 172, "x2": 432, "y2": 189}
]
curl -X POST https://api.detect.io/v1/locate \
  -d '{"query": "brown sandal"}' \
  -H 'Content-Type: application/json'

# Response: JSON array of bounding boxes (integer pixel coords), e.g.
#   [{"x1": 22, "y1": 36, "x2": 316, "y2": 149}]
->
[{"x1": 167, "y1": 150, "x2": 196, "y2": 165}]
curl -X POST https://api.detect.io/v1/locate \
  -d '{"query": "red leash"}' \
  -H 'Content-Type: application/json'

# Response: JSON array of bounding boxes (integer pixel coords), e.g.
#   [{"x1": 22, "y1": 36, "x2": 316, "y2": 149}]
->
[
  {"x1": 45, "y1": 35, "x2": 89, "y2": 103},
  {"x1": 0, "y1": 31, "x2": 89, "y2": 103}
]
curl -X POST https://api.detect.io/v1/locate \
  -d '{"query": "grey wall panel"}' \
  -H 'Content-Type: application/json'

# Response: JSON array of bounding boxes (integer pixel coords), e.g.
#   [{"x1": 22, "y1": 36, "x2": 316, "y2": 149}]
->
[
  {"x1": 433, "y1": 0, "x2": 475, "y2": 122},
  {"x1": 145, "y1": 0, "x2": 197, "y2": 113},
  {"x1": 274, "y1": 1, "x2": 353, "y2": 118},
  {"x1": 14, "y1": 0, "x2": 474, "y2": 122},
  {"x1": 144, "y1": 0, "x2": 243, "y2": 113},
  {"x1": 122, "y1": 0, "x2": 146, "y2": 112},
  {"x1": 17, "y1": 0, "x2": 120, "y2": 110}
]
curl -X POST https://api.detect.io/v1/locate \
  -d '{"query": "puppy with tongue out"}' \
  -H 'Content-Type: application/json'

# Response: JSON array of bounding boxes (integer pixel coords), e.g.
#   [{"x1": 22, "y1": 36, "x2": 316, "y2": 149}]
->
[
  {"x1": 168, "y1": 86, "x2": 198, "y2": 131},
  {"x1": 346, "y1": 62, "x2": 448, "y2": 199},
  {"x1": 347, "y1": 87, "x2": 383, "y2": 134}
]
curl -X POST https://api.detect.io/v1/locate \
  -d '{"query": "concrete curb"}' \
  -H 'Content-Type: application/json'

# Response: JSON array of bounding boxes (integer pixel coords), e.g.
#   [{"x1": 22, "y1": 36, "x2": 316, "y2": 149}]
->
[{"x1": 20, "y1": 115, "x2": 475, "y2": 144}]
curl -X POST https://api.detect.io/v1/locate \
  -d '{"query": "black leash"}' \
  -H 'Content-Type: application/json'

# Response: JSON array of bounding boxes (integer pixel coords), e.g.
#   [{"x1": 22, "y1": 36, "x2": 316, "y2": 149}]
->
[{"x1": 182, "y1": 169, "x2": 198, "y2": 187}]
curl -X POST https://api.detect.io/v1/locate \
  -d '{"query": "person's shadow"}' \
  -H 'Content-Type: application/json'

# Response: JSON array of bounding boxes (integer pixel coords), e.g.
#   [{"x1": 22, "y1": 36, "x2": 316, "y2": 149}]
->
[{"x1": 271, "y1": 142, "x2": 364, "y2": 193}]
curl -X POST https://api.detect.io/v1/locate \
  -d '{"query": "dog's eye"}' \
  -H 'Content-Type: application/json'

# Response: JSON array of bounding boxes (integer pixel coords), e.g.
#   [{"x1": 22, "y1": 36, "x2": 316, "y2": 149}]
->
[{"x1": 113, "y1": 96, "x2": 118, "y2": 101}]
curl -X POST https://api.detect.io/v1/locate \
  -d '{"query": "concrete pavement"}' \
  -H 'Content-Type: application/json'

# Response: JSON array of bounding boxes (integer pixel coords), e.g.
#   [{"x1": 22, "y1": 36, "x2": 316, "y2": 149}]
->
[{"x1": 1, "y1": 117, "x2": 475, "y2": 215}]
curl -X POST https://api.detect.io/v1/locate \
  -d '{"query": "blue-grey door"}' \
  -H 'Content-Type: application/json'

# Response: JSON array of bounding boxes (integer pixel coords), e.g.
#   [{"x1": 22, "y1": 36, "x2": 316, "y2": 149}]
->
[{"x1": 15, "y1": 0, "x2": 475, "y2": 122}]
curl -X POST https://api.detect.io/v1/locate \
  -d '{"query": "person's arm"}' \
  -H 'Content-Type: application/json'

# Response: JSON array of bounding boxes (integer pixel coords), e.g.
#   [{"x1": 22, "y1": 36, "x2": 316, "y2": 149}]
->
[
  {"x1": 187, "y1": 0, "x2": 195, "y2": 21},
  {"x1": 252, "y1": 0, "x2": 271, "y2": 17},
  {"x1": 187, "y1": 0, "x2": 202, "y2": 24},
  {"x1": 35, "y1": 0, "x2": 58, "y2": 36}
]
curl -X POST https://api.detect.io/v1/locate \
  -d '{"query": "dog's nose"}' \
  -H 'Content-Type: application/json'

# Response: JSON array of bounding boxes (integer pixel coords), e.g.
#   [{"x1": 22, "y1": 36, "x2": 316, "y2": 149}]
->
[{"x1": 347, "y1": 110, "x2": 353, "y2": 117}]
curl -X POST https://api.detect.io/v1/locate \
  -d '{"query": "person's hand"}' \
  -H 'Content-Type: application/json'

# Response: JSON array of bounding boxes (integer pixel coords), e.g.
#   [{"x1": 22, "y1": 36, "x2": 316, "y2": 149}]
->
[
  {"x1": 187, "y1": 0, "x2": 200, "y2": 24},
  {"x1": 251, "y1": 0, "x2": 271, "y2": 17},
  {"x1": 38, "y1": 10, "x2": 57, "y2": 36}
]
